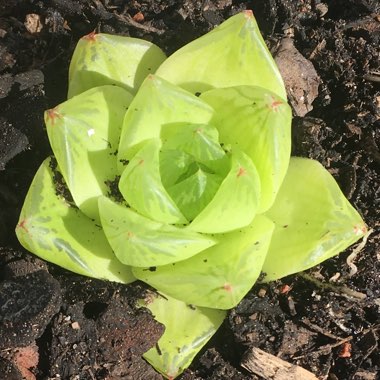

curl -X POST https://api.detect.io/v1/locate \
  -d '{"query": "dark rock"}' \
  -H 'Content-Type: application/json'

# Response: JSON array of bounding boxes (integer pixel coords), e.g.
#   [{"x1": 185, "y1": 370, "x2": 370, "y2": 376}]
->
[
  {"x1": 96, "y1": 294, "x2": 164, "y2": 378},
  {"x1": 0, "y1": 270, "x2": 61, "y2": 349},
  {"x1": 0, "y1": 74, "x2": 14, "y2": 99},
  {"x1": 0, "y1": 117, "x2": 29, "y2": 170},
  {"x1": 0, "y1": 356, "x2": 22, "y2": 380}
]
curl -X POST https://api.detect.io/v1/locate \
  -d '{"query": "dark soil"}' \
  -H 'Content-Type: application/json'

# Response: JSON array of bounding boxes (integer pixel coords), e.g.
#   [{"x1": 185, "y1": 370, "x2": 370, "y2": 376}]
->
[{"x1": 1, "y1": 1, "x2": 379, "y2": 379}]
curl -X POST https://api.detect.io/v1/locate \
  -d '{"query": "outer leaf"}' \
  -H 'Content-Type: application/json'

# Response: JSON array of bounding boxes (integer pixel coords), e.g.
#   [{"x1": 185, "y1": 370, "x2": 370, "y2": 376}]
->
[
  {"x1": 133, "y1": 215, "x2": 274, "y2": 309},
  {"x1": 15, "y1": 158, "x2": 135, "y2": 283},
  {"x1": 119, "y1": 139, "x2": 187, "y2": 224},
  {"x1": 200, "y1": 85, "x2": 291, "y2": 213},
  {"x1": 117, "y1": 75, "x2": 214, "y2": 166},
  {"x1": 45, "y1": 85, "x2": 133, "y2": 221},
  {"x1": 262, "y1": 157, "x2": 367, "y2": 281},
  {"x1": 98, "y1": 197, "x2": 217, "y2": 267},
  {"x1": 141, "y1": 293, "x2": 226, "y2": 379},
  {"x1": 188, "y1": 149, "x2": 261, "y2": 233},
  {"x1": 68, "y1": 33, "x2": 166, "y2": 98},
  {"x1": 156, "y1": 11, "x2": 286, "y2": 98}
]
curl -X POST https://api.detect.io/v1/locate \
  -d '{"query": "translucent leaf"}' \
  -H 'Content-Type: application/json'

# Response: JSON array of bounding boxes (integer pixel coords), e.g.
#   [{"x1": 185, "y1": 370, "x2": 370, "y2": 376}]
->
[
  {"x1": 262, "y1": 157, "x2": 367, "y2": 281},
  {"x1": 119, "y1": 139, "x2": 186, "y2": 224},
  {"x1": 141, "y1": 293, "x2": 226, "y2": 379},
  {"x1": 159, "y1": 149, "x2": 196, "y2": 189},
  {"x1": 156, "y1": 11, "x2": 286, "y2": 98},
  {"x1": 15, "y1": 158, "x2": 135, "y2": 283},
  {"x1": 68, "y1": 33, "x2": 166, "y2": 98},
  {"x1": 133, "y1": 215, "x2": 274, "y2": 309},
  {"x1": 167, "y1": 168, "x2": 223, "y2": 222},
  {"x1": 117, "y1": 75, "x2": 214, "y2": 165},
  {"x1": 160, "y1": 123, "x2": 226, "y2": 164},
  {"x1": 45, "y1": 85, "x2": 133, "y2": 221},
  {"x1": 98, "y1": 197, "x2": 217, "y2": 267},
  {"x1": 188, "y1": 149, "x2": 261, "y2": 234},
  {"x1": 200, "y1": 85, "x2": 291, "y2": 213}
]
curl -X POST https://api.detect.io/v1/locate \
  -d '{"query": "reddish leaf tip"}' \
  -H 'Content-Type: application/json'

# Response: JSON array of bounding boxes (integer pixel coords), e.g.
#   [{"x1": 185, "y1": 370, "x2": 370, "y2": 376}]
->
[
  {"x1": 237, "y1": 167, "x2": 246, "y2": 178},
  {"x1": 268, "y1": 96, "x2": 284, "y2": 112},
  {"x1": 243, "y1": 10, "x2": 254, "y2": 18},
  {"x1": 17, "y1": 219, "x2": 29, "y2": 233},
  {"x1": 193, "y1": 127, "x2": 203, "y2": 136},
  {"x1": 46, "y1": 107, "x2": 62, "y2": 126},
  {"x1": 82, "y1": 30, "x2": 97, "y2": 41},
  {"x1": 222, "y1": 283, "x2": 233, "y2": 292},
  {"x1": 353, "y1": 223, "x2": 367, "y2": 236}
]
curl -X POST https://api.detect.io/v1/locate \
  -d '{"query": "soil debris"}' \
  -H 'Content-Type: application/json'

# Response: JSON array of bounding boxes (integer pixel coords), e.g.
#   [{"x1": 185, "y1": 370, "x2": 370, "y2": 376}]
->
[{"x1": 0, "y1": 0, "x2": 379, "y2": 379}]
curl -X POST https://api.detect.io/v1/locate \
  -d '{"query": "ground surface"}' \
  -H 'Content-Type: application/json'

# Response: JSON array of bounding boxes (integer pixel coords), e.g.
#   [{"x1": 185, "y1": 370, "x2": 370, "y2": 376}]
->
[{"x1": 0, "y1": 1, "x2": 379, "y2": 379}]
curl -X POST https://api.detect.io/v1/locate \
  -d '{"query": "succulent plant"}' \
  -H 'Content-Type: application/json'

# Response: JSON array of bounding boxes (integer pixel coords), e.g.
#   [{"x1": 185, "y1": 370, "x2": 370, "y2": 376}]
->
[{"x1": 16, "y1": 11, "x2": 366, "y2": 379}]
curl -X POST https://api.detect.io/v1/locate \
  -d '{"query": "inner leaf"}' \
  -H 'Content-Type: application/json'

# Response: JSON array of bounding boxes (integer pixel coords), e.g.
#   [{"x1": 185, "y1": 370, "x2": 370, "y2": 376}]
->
[
  {"x1": 119, "y1": 139, "x2": 187, "y2": 225},
  {"x1": 167, "y1": 168, "x2": 223, "y2": 221},
  {"x1": 159, "y1": 123, "x2": 227, "y2": 221},
  {"x1": 160, "y1": 123, "x2": 225, "y2": 165}
]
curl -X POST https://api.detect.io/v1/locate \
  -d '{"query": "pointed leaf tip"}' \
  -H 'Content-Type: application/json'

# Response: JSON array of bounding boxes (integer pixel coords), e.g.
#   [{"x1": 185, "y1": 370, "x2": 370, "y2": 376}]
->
[
  {"x1": 68, "y1": 33, "x2": 166, "y2": 97},
  {"x1": 82, "y1": 30, "x2": 97, "y2": 41},
  {"x1": 141, "y1": 293, "x2": 226, "y2": 378},
  {"x1": 262, "y1": 157, "x2": 367, "y2": 281},
  {"x1": 156, "y1": 12, "x2": 286, "y2": 98},
  {"x1": 244, "y1": 10, "x2": 253, "y2": 18},
  {"x1": 16, "y1": 157, "x2": 135, "y2": 284},
  {"x1": 45, "y1": 107, "x2": 63, "y2": 126}
]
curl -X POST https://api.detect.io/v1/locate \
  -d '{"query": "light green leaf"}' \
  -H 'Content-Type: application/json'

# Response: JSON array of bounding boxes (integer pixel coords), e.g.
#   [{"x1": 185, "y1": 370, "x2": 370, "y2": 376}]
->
[
  {"x1": 159, "y1": 149, "x2": 196, "y2": 189},
  {"x1": 117, "y1": 75, "x2": 214, "y2": 165},
  {"x1": 262, "y1": 157, "x2": 367, "y2": 282},
  {"x1": 133, "y1": 215, "x2": 274, "y2": 309},
  {"x1": 98, "y1": 197, "x2": 217, "y2": 267},
  {"x1": 15, "y1": 158, "x2": 135, "y2": 283},
  {"x1": 68, "y1": 33, "x2": 166, "y2": 98},
  {"x1": 45, "y1": 85, "x2": 133, "y2": 221},
  {"x1": 141, "y1": 293, "x2": 226, "y2": 379},
  {"x1": 159, "y1": 123, "x2": 227, "y2": 222},
  {"x1": 161, "y1": 123, "x2": 226, "y2": 164},
  {"x1": 188, "y1": 149, "x2": 261, "y2": 234},
  {"x1": 200, "y1": 85, "x2": 291, "y2": 213},
  {"x1": 119, "y1": 139, "x2": 187, "y2": 224},
  {"x1": 156, "y1": 11, "x2": 286, "y2": 98},
  {"x1": 167, "y1": 168, "x2": 223, "y2": 222}
]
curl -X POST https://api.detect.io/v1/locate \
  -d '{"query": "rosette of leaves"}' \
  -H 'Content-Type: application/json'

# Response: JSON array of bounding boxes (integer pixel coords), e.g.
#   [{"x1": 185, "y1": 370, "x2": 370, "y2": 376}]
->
[{"x1": 16, "y1": 11, "x2": 366, "y2": 379}]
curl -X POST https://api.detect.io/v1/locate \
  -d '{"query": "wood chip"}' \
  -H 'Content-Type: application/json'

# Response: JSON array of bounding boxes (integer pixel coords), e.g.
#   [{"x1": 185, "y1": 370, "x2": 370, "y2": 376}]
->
[
  {"x1": 24, "y1": 14, "x2": 43, "y2": 34},
  {"x1": 241, "y1": 346, "x2": 318, "y2": 380}
]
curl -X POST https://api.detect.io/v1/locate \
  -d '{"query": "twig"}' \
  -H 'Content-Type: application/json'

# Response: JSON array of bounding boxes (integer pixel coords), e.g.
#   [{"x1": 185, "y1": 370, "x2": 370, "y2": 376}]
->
[
  {"x1": 298, "y1": 272, "x2": 367, "y2": 300},
  {"x1": 241, "y1": 346, "x2": 319, "y2": 380},
  {"x1": 113, "y1": 12, "x2": 165, "y2": 35},
  {"x1": 293, "y1": 336, "x2": 353, "y2": 359},
  {"x1": 346, "y1": 228, "x2": 373, "y2": 277},
  {"x1": 301, "y1": 318, "x2": 346, "y2": 341},
  {"x1": 363, "y1": 72, "x2": 380, "y2": 83}
]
